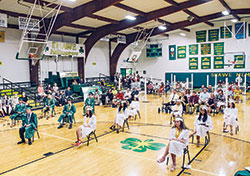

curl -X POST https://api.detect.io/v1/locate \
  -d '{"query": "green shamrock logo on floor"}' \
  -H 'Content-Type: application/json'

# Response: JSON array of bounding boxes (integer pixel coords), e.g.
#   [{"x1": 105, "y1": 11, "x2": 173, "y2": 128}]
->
[{"x1": 120, "y1": 138, "x2": 166, "y2": 153}]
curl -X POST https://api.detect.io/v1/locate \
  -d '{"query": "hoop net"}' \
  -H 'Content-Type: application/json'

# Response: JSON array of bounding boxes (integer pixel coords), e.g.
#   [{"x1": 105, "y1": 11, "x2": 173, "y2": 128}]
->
[{"x1": 30, "y1": 54, "x2": 40, "y2": 66}]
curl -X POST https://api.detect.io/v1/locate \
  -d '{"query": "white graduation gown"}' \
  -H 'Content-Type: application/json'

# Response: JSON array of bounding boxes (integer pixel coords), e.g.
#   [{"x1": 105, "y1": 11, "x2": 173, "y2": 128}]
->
[
  {"x1": 80, "y1": 115, "x2": 96, "y2": 139},
  {"x1": 224, "y1": 108, "x2": 238, "y2": 127},
  {"x1": 171, "y1": 104, "x2": 183, "y2": 117},
  {"x1": 194, "y1": 115, "x2": 213, "y2": 138},
  {"x1": 169, "y1": 128, "x2": 189, "y2": 156},
  {"x1": 115, "y1": 109, "x2": 128, "y2": 126},
  {"x1": 127, "y1": 101, "x2": 140, "y2": 116}
]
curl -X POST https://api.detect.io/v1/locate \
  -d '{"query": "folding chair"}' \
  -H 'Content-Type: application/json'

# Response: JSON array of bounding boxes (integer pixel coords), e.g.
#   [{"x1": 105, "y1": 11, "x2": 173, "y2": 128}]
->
[
  {"x1": 166, "y1": 146, "x2": 191, "y2": 169},
  {"x1": 86, "y1": 130, "x2": 98, "y2": 146},
  {"x1": 32, "y1": 128, "x2": 40, "y2": 142},
  {"x1": 122, "y1": 118, "x2": 130, "y2": 132},
  {"x1": 191, "y1": 131, "x2": 210, "y2": 145}
]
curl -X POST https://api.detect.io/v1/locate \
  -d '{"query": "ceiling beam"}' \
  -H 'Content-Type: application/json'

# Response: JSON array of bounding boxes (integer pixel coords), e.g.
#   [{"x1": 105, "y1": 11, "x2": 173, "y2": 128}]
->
[
  {"x1": 114, "y1": 3, "x2": 146, "y2": 16},
  {"x1": 218, "y1": 0, "x2": 241, "y2": 21},
  {"x1": 232, "y1": 8, "x2": 250, "y2": 14},
  {"x1": 157, "y1": 18, "x2": 190, "y2": 32},
  {"x1": 66, "y1": 24, "x2": 96, "y2": 31},
  {"x1": 87, "y1": 14, "x2": 120, "y2": 24}
]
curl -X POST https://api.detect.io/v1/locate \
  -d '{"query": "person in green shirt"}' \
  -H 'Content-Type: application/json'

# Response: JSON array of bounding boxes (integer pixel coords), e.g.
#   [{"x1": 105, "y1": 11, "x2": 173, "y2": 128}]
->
[
  {"x1": 42, "y1": 94, "x2": 55, "y2": 119},
  {"x1": 10, "y1": 98, "x2": 26, "y2": 127},
  {"x1": 57, "y1": 98, "x2": 76, "y2": 129},
  {"x1": 17, "y1": 107, "x2": 38, "y2": 145},
  {"x1": 83, "y1": 93, "x2": 95, "y2": 115}
]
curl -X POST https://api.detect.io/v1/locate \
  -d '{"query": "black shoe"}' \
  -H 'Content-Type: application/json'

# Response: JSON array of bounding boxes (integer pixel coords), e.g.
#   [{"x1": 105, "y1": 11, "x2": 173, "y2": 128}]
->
[
  {"x1": 223, "y1": 129, "x2": 229, "y2": 133},
  {"x1": 109, "y1": 126, "x2": 114, "y2": 130},
  {"x1": 28, "y1": 139, "x2": 32, "y2": 145},
  {"x1": 17, "y1": 140, "x2": 25, "y2": 144},
  {"x1": 116, "y1": 129, "x2": 119, "y2": 134},
  {"x1": 57, "y1": 124, "x2": 63, "y2": 129},
  {"x1": 69, "y1": 124, "x2": 72, "y2": 129}
]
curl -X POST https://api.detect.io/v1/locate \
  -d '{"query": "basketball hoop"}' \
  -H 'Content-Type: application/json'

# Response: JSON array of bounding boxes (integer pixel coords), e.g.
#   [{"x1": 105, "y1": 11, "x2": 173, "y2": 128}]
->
[{"x1": 30, "y1": 54, "x2": 40, "y2": 66}]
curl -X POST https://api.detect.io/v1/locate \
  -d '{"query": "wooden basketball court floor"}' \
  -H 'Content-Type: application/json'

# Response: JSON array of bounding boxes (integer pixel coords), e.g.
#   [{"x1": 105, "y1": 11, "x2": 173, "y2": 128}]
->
[{"x1": 0, "y1": 94, "x2": 250, "y2": 176}]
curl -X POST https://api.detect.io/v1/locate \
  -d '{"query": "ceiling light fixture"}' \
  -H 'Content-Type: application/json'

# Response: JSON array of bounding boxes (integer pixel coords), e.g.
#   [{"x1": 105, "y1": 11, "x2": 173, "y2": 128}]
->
[
  {"x1": 231, "y1": 19, "x2": 238, "y2": 23},
  {"x1": 68, "y1": 0, "x2": 77, "y2": 2},
  {"x1": 158, "y1": 25, "x2": 167, "y2": 30},
  {"x1": 179, "y1": 33, "x2": 186, "y2": 36},
  {"x1": 125, "y1": 15, "x2": 136, "y2": 21},
  {"x1": 222, "y1": 10, "x2": 229, "y2": 16}
]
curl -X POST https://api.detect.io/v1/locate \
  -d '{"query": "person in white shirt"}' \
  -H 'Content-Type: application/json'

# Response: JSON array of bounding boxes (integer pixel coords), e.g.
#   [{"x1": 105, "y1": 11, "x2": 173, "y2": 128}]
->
[
  {"x1": 74, "y1": 107, "x2": 96, "y2": 147},
  {"x1": 127, "y1": 97, "x2": 140, "y2": 119},
  {"x1": 223, "y1": 101, "x2": 238, "y2": 135},
  {"x1": 199, "y1": 88, "x2": 210, "y2": 105},
  {"x1": 157, "y1": 117, "x2": 189, "y2": 172},
  {"x1": 190, "y1": 106, "x2": 213, "y2": 147},
  {"x1": 164, "y1": 89, "x2": 179, "y2": 113},
  {"x1": 124, "y1": 88, "x2": 132, "y2": 103}
]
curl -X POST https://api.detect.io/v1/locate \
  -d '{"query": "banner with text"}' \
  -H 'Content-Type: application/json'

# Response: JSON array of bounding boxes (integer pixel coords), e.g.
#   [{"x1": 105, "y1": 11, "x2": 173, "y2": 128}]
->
[
  {"x1": 214, "y1": 42, "x2": 224, "y2": 55},
  {"x1": 214, "y1": 56, "x2": 224, "y2": 69},
  {"x1": 235, "y1": 22, "x2": 247, "y2": 39},
  {"x1": 189, "y1": 57, "x2": 198, "y2": 70},
  {"x1": 177, "y1": 46, "x2": 186, "y2": 59},
  {"x1": 201, "y1": 43, "x2": 211, "y2": 55},
  {"x1": 220, "y1": 26, "x2": 232, "y2": 39},
  {"x1": 189, "y1": 44, "x2": 198, "y2": 55},
  {"x1": 0, "y1": 13, "x2": 7, "y2": 28},
  {"x1": 201, "y1": 57, "x2": 211, "y2": 69},
  {"x1": 169, "y1": 45, "x2": 176, "y2": 60},
  {"x1": 208, "y1": 29, "x2": 219, "y2": 41},
  {"x1": 196, "y1": 30, "x2": 207, "y2": 43},
  {"x1": 234, "y1": 55, "x2": 245, "y2": 69}
]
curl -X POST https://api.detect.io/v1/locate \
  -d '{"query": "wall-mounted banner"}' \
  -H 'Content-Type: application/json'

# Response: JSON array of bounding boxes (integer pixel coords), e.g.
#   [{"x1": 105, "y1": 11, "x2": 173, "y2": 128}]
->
[
  {"x1": 45, "y1": 41, "x2": 85, "y2": 57},
  {"x1": 208, "y1": 29, "x2": 219, "y2": 41},
  {"x1": 0, "y1": 13, "x2": 7, "y2": 28},
  {"x1": 200, "y1": 43, "x2": 211, "y2": 55},
  {"x1": 189, "y1": 44, "x2": 198, "y2": 55},
  {"x1": 201, "y1": 57, "x2": 211, "y2": 69},
  {"x1": 235, "y1": 22, "x2": 247, "y2": 39},
  {"x1": 220, "y1": 26, "x2": 232, "y2": 39},
  {"x1": 214, "y1": 56, "x2": 224, "y2": 69},
  {"x1": 146, "y1": 44, "x2": 162, "y2": 57},
  {"x1": 18, "y1": 17, "x2": 40, "y2": 32},
  {"x1": 0, "y1": 31, "x2": 5, "y2": 43},
  {"x1": 189, "y1": 57, "x2": 198, "y2": 70},
  {"x1": 234, "y1": 55, "x2": 245, "y2": 69},
  {"x1": 169, "y1": 45, "x2": 176, "y2": 60},
  {"x1": 196, "y1": 30, "x2": 207, "y2": 43},
  {"x1": 177, "y1": 46, "x2": 186, "y2": 59},
  {"x1": 214, "y1": 42, "x2": 224, "y2": 55}
]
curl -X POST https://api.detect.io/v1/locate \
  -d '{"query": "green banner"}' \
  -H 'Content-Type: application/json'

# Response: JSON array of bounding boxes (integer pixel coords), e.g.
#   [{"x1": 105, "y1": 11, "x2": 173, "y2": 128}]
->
[
  {"x1": 214, "y1": 56, "x2": 224, "y2": 69},
  {"x1": 234, "y1": 55, "x2": 245, "y2": 69},
  {"x1": 177, "y1": 46, "x2": 186, "y2": 59},
  {"x1": 214, "y1": 42, "x2": 224, "y2": 55},
  {"x1": 196, "y1": 30, "x2": 207, "y2": 43},
  {"x1": 189, "y1": 44, "x2": 198, "y2": 55},
  {"x1": 208, "y1": 29, "x2": 219, "y2": 41},
  {"x1": 220, "y1": 26, "x2": 232, "y2": 38},
  {"x1": 169, "y1": 45, "x2": 176, "y2": 60},
  {"x1": 201, "y1": 43, "x2": 211, "y2": 55},
  {"x1": 189, "y1": 57, "x2": 198, "y2": 70},
  {"x1": 201, "y1": 57, "x2": 211, "y2": 69}
]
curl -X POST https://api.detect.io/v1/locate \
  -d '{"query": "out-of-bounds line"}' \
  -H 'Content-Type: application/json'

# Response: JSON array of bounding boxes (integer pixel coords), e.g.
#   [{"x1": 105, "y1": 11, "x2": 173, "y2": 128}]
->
[
  {"x1": 190, "y1": 168, "x2": 217, "y2": 176},
  {"x1": 0, "y1": 130, "x2": 112, "y2": 175},
  {"x1": 123, "y1": 131, "x2": 169, "y2": 140}
]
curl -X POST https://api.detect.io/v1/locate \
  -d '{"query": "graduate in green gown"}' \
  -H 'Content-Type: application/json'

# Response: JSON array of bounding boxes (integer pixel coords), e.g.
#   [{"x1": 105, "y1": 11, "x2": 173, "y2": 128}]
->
[
  {"x1": 42, "y1": 94, "x2": 55, "y2": 119},
  {"x1": 83, "y1": 93, "x2": 95, "y2": 115},
  {"x1": 17, "y1": 107, "x2": 38, "y2": 145},
  {"x1": 57, "y1": 98, "x2": 76, "y2": 129},
  {"x1": 10, "y1": 98, "x2": 26, "y2": 127}
]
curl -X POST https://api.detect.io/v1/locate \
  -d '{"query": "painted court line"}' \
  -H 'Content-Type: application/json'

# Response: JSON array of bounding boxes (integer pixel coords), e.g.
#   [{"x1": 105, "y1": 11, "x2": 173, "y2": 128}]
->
[
  {"x1": 39, "y1": 132, "x2": 75, "y2": 142},
  {"x1": 190, "y1": 168, "x2": 217, "y2": 176}
]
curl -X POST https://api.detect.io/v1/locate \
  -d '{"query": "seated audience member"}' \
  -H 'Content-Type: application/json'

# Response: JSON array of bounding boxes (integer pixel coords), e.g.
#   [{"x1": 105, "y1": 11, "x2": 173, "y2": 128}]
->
[
  {"x1": 112, "y1": 87, "x2": 118, "y2": 97},
  {"x1": 83, "y1": 93, "x2": 95, "y2": 115},
  {"x1": 207, "y1": 85, "x2": 213, "y2": 93},
  {"x1": 199, "y1": 88, "x2": 210, "y2": 105},
  {"x1": 52, "y1": 83, "x2": 59, "y2": 95},
  {"x1": 105, "y1": 89, "x2": 114, "y2": 105},
  {"x1": 180, "y1": 81, "x2": 186, "y2": 92},
  {"x1": 42, "y1": 94, "x2": 55, "y2": 119},
  {"x1": 179, "y1": 92, "x2": 188, "y2": 113},
  {"x1": 171, "y1": 100, "x2": 183, "y2": 120},
  {"x1": 157, "y1": 117, "x2": 189, "y2": 172},
  {"x1": 234, "y1": 86, "x2": 242, "y2": 103},
  {"x1": 0, "y1": 98, "x2": 4, "y2": 117},
  {"x1": 187, "y1": 91, "x2": 199, "y2": 114},
  {"x1": 147, "y1": 82, "x2": 153, "y2": 94},
  {"x1": 94, "y1": 87, "x2": 101, "y2": 105},
  {"x1": 199, "y1": 85, "x2": 205, "y2": 92},
  {"x1": 153, "y1": 83, "x2": 159, "y2": 94},
  {"x1": 65, "y1": 87, "x2": 73, "y2": 100},
  {"x1": 37, "y1": 83, "x2": 46, "y2": 99},
  {"x1": 79, "y1": 78, "x2": 84, "y2": 85},
  {"x1": 112, "y1": 90, "x2": 124, "y2": 107},
  {"x1": 227, "y1": 86, "x2": 234, "y2": 99},
  {"x1": 58, "y1": 98, "x2": 76, "y2": 129},
  {"x1": 46, "y1": 84, "x2": 52, "y2": 95},
  {"x1": 21, "y1": 92, "x2": 29, "y2": 105},
  {"x1": 110, "y1": 101, "x2": 128, "y2": 133},
  {"x1": 2, "y1": 94, "x2": 12, "y2": 116},
  {"x1": 207, "y1": 94, "x2": 217, "y2": 114},
  {"x1": 131, "y1": 87, "x2": 139, "y2": 100},
  {"x1": 17, "y1": 107, "x2": 38, "y2": 145},
  {"x1": 215, "y1": 89, "x2": 226, "y2": 113},
  {"x1": 164, "y1": 89, "x2": 179, "y2": 113},
  {"x1": 246, "y1": 80, "x2": 250, "y2": 92},
  {"x1": 127, "y1": 97, "x2": 140, "y2": 119},
  {"x1": 185, "y1": 89, "x2": 191, "y2": 100},
  {"x1": 72, "y1": 80, "x2": 78, "y2": 85},
  {"x1": 159, "y1": 82, "x2": 164, "y2": 96},
  {"x1": 165, "y1": 81, "x2": 170, "y2": 95},
  {"x1": 124, "y1": 88, "x2": 132, "y2": 103},
  {"x1": 190, "y1": 107, "x2": 213, "y2": 147},
  {"x1": 10, "y1": 98, "x2": 26, "y2": 127},
  {"x1": 223, "y1": 101, "x2": 238, "y2": 135},
  {"x1": 74, "y1": 107, "x2": 96, "y2": 147},
  {"x1": 55, "y1": 90, "x2": 65, "y2": 106}
]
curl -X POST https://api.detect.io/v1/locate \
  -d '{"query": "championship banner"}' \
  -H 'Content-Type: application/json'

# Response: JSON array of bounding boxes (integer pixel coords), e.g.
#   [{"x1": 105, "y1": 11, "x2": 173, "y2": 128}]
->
[
  {"x1": 235, "y1": 22, "x2": 247, "y2": 39},
  {"x1": 0, "y1": 31, "x2": 5, "y2": 43},
  {"x1": 196, "y1": 30, "x2": 207, "y2": 43},
  {"x1": 200, "y1": 43, "x2": 211, "y2": 55},
  {"x1": 214, "y1": 42, "x2": 224, "y2": 55},
  {"x1": 0, "y1": 13, "x2": 7, "y2": 28},
  {"x1": 18, "y1": 17, "x2": 40, "y2": 32},
  {"x1": 189, "y1": 44, "x2": 198, "y2": 55},
  {"x1": 45, "y1": 41, "x2": 85, "y2": 57},
  {"x1": 201, "y1": 57, "x2": 211, "y2": 69},
  {"x1": 169, "y1": 45, "x2": 176, "y2": 60},
  {"x1": 208, "y1": 29, "x2": 219, "y2": 41},
  {"x1": 214, "y1": 56, "x2": 224, "y2": 69},
  {"x1": 177, "y1": 46, "x2": 186, "y2": 59},
  {"x1": 189, "y1": 57, "x2": 198, "y2": 70},
  {"x1": 234, "y1": 55, "x2": 245, "y2": 69},
  {"x1": 220, "y1": 26, "x2": 232, "y2": 39}
]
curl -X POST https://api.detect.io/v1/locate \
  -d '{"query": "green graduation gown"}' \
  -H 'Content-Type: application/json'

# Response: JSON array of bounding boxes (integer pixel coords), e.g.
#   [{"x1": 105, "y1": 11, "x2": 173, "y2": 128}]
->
[
  {"x1": 20, "y1": 112, "x2": 38, "y2": 139},
  {"x1": 10, "y1": 103, "x2": 26, "y2": 120},
  {"x1": 43, "y1": 98, "x2": 55, "y2": 114},
  {"x1": 83, "y1": 97, "x2": 95, "y2": 114},
  {"x1": 58, "y1": 103, "x2": 76, "y2": 123}
]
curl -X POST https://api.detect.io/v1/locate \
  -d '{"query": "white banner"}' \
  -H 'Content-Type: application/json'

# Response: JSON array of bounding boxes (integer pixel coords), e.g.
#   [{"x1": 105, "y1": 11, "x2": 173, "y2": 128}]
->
[
  {"x1": 18, "y1": 17, "x2": 40, "y2": 32},
  {"x1": 0, "y1": 13, "x2": 7, "y2": 28},
  {"x1": 45, "y1": 41, "x2": 85, "y2": 57},
  {"x1": 117, "y1": 34, "x2": 126, "y2": 44}
]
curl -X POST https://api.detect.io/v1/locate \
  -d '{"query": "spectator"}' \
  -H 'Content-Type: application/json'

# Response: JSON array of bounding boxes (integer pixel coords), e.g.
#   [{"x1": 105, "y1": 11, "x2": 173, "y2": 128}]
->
[{"x1": 65, "y1": 87, "x2": 72, "y2": 99}]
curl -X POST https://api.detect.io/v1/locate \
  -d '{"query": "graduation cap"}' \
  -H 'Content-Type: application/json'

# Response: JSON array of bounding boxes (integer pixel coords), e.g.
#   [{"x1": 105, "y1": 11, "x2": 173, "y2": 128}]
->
[
  {"x1": 26, "y1": 105, "x2": 32, "y2": 109},
  {"x1": 67, "y1": 97, "x2": 73, "y2": 101},
  {"x1": 89, "y1": 92, "x2": 93, "y2": 96}
]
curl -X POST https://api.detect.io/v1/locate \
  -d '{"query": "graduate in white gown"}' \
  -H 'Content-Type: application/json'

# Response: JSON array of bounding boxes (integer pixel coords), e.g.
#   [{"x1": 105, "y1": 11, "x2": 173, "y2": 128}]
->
[
  {"x1": 74, "y1": 107, "x2": 96, "y2": 147},
  {"x1": 190, "y1": 106, "x2": 213, "y2": 147},
  {"x1": 223, "y1": 101, "x2": 238, "y2": 135},
  {"x1": 157, "y1": 117, "x2": 189, "y2": 172},
  {"x1": 171, "y1": 100, "x2": 183, "y2": 118},
  {"x1": 127, "y1": 97, "x2": 140, "y2": 118},
  {"x1": 110, "y1": 101, "x2": 128, "y2": 133}
]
